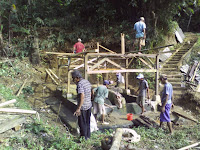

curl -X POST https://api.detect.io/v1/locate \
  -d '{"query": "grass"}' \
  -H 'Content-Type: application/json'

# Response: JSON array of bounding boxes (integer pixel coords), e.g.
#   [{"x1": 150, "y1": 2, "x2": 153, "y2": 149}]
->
[{"x1": 132, "y1": 125, "x2": 200, "y2": 150}]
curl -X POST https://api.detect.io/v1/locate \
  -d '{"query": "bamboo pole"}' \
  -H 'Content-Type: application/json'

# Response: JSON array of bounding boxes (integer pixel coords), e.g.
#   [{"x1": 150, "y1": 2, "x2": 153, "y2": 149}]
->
[
  {"x1": 0, "y1": 99, "x2": 16, "y2": 108},
  {"x1": 121, "y1": 33, "x2": 125, "y2": 54},
  {"x1": 0, "y1": 108, "x2": 37, "y2": 114},
  {"x1": 99, "y1": 45, "x2": 116, "y2": 53},
  {"x1": 45, "y1": 69, "x2": 58, "y2": 85},
  {"x1": 16, "y1": 79, "x2": 28, "y2": 96},
  {"x1": 178, "y1": 142, "x2": 200, "y2": 150}
]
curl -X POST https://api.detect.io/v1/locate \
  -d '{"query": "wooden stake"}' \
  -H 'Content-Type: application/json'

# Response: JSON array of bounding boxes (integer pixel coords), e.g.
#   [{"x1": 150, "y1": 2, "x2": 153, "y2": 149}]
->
[{"x1": 16, "y1": 79, "x2": 27, "y2": 96}]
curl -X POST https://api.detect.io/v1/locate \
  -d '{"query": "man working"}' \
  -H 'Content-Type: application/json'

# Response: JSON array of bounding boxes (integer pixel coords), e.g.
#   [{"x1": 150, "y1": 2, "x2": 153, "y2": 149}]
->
[
  {"x1": 92, "y1": 80, "x2": 110, "y2": 125},
  {"x1": 159, "y1": 75, "x2": 173, "y2": 134},
  {"x1": 136, "y1": 73, "x2": 150, "y2": 115},
  {"x1": 73, "y1": 38, "x2": 85, "y2": 54},
  {"x1": 72, "y1": 69, "x2": 92, "y2": 139},
  {"x1": 133, "y1": 17, "x2": 146, "y2": 51}
]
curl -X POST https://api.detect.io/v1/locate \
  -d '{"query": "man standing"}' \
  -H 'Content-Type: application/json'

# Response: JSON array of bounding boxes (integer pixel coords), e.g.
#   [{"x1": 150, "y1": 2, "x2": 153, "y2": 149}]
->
[
  {"x1": 159, "y1": 75, "x2": 173, "y2": 134},
  {"x1": 133, "y1": 17, "x2": 146, "y2": 51},
  {"x1": 136, "y1": 73, "x2": 150, "y2": 115},
  {"x1": 73, "y1": 38, "x2": 85, "y2": 54},
  {"x1": 72, "y1": 69, "x2": 92, "y2": 139},
  {"x1": 92, "y1": 80, "x2": 109, "y2": 125}
]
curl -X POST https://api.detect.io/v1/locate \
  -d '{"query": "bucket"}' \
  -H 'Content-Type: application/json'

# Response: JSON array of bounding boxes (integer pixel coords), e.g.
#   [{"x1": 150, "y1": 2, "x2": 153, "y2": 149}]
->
[{"x1": 127, "y1": 113, "x2": 133, "y2": 120}]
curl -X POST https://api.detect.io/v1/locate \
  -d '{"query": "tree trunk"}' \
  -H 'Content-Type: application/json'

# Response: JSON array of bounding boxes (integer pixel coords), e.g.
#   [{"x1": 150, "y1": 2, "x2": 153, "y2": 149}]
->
[{"x1": 31, "y1": 35, "x2": 40, "y2": 65}]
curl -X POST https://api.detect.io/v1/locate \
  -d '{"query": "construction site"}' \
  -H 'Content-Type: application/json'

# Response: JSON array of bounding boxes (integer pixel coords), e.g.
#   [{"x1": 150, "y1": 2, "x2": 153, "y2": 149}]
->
[{"x1": 0, "y1": 32, "x2": 200, "y2": 149}]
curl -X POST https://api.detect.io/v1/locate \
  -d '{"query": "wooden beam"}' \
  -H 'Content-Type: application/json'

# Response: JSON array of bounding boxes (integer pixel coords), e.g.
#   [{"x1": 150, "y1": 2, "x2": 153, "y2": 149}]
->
[
  {"x1": 45, "y1": 69, "x2": 58, "y2": 85},
  {"x1": 0, "y1": 108, "x2": 37, "y2": 114},
  {"x1": 106, "y1": 58, "x2": 125, "y2": 69},
  {"x1": 87, "y1": 52, "x2": 157, "y2": 58},
  {"x1": 178, "y1": 142, "x2": 200, "y2": 150},
  {"x1": 48, "y1": 69, "x2": 60, "y2": 81},
  {"x1": 73, "y1": 58, "x2": 97, "y2": 70},
  {"x1": 99, "y1": 45, "x2": 116, "y2": 53},
  {"x1": 155, "y1": 54, "x2": 159, "y2": 95},
  {"x1": 0, "y1": 116, "x2": 26, "y2": 134},
  {"x1": 45, "y1": 52, "x2": 72, "y2": 55},
  {"x1": 87, "y1": 69, "x2": 157, "y2": 74},
  {"x1": 121, "y1": 33, "x2": 125, "y2": 54},
  {"x1": 110, "y1": 128, "x2": 123, "y2": 150},
  {"x1": 172, "y1": 111, "x2": 199, "y2": 123},
  {"x1": 139, "y1": 58, "x2": 154, "y2": 69},
  {"x1": 89, "y1": 58, "x2": 107, "y2": 71},
  {"x1": 0, "y1": 99, "x2": 16, "y2": 108}
]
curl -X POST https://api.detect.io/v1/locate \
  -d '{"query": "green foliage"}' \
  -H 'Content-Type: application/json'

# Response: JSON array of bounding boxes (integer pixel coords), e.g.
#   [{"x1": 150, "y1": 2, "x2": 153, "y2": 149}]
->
[
  {"x1": 6, "y1": 120, "x2": 114, "y2": 149},
  {"x1": 22, "y1": 86, "x2": 34, "y2": 95}
]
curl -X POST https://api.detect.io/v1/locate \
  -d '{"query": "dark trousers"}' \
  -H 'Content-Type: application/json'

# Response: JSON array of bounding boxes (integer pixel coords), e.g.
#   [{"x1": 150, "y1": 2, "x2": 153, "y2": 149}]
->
[{"x1": 78, "y1": 107, "x2": 91, "y2": 139}]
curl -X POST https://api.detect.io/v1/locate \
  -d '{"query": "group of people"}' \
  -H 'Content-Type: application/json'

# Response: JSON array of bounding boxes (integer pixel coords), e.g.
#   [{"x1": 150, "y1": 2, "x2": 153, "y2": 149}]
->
[
  {"x1": 136, "y1": 73, "x2": 173, "y2": 134},
  {"x1": 71, "y1": 69, "x2": 173, "y2": 140}
]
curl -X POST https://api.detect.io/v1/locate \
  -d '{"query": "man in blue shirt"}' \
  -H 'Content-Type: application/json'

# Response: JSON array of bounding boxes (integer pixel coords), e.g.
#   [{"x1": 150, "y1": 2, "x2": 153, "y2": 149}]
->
[
  {"x1": 72, "y1": 69, "x2": 92, "y2": 139},
  {"x1": 159, "y1": 75, "x2": 173, "y2": 134},
  {"x1": 92, "y1": 80, "x2": 110, "y2": 125},
  {"x1": 133, "y1": 17, "x2": 146, "y2": 51}
]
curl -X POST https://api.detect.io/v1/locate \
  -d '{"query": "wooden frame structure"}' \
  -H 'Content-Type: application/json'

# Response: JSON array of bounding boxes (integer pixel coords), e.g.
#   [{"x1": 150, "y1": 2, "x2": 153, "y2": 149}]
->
[{"x1": 45, "y1": 33, "x2": 160, "y2": 97}]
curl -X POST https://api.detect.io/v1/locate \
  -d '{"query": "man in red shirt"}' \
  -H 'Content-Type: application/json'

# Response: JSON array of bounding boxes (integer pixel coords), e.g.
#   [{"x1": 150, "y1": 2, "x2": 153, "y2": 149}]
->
[{"x1": 73, "y1": 38, "x2": 85, "y2": 53}]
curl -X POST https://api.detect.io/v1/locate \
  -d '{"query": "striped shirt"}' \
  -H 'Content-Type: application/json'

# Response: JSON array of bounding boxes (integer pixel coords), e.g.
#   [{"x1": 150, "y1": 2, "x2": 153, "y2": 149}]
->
[{"x1": 77, "y1": 78, "x2": 92, "y2": 110}]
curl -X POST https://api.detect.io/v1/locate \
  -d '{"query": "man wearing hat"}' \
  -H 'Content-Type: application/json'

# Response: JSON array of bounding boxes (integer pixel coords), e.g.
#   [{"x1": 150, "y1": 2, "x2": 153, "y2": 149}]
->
[
  {"x1": 136, "y1": 73, "x2": 150, "y2": 115},
  {"x1": 133, "y1": 17, "x2": 146, "y2": 51},
  {"x1": 159, "y1": 75, "x2": 173, "y2": 134},
  {"x1": 73, "y1": 38, "x2": 85, "y2": 54},
  {"x1": 92, "y1": 80, "x2": 110, "y2": 125},
  {"x1": 72, "y1": 69, "x2": 92, "y2": 139}
]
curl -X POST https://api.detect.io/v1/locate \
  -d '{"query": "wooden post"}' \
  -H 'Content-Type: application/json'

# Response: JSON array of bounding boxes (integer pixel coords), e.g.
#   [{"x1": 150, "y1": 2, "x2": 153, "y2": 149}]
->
[
  {"x1": 67, "y1": 70, "x2": 72, "y2": 93},
  {"x1": 84, "y1": 54, "x2": 88, "y2": 80},
  {"x1": 121, "y1": 33, "x2": 125, "y2": 54},
  {"x1": 125, "y1": 58, "x2": 129, "y2": 90},
  {"x1": 155, "y1": 54, "x2": 159, "y2": 95},
  {"x1": 97, "y1": 42, "x2": 99, "y2": 52}
]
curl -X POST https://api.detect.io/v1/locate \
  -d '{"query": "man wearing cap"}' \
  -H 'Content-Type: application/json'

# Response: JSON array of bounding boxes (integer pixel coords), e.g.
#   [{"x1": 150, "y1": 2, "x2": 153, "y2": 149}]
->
[
  {"x1": 133, "y1": 17, "x2": 146, "y2": 51},
  {"x1": 92, "y1": 80, "x2": 110, "y2": 125},
  {"x1": 136, "y1": 73, "x2": 150, "y2": 115},
  {"x1": 159, "y1": 75, "x2": 173, "y2": 134},
  {"x1": 72, "y1": 69, "x2": 92, "y2": 139},
  {"x1": 73, "y1": 38, "x2": 85, "y2": 54}
]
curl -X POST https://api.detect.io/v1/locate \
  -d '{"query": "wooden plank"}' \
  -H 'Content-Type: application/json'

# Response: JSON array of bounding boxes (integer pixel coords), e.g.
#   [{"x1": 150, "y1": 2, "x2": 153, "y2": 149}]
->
[
  {"x1": 87, "y1": 69, "x2": 157, "y2": 74},
  {"x1": 48, "y1": 69, "x2": 60, "y2": 81},
  {"x1": 0, "y1": 108, "x2": 37, "y2": 114},
  {"x1": 0, "y1": 116, "x2": 26, "y2": 134},
  {"x1": 172, "y1": 111, "x2": 199, "y2": 123},
  {"x1": 74, "y1": 58, "x2": 97, "y2": 70},
  {"x1": 45, "y1": 69, "x2": 58, "y2": 85},
  {"x1": 99, "y1": 45, "x2": 116, "y2": 54},
  {"x1": 16, "y1": 79, "x2": 27, "y2": 96},
  {"x1": 45, "y1": 52, "x2": 72, "y2": 55},
  {"x1": 87, "y1": 52, "x2": 157, "y2": 58},
  {"x1": 139, "y1": 58, "x2": 154, "y2": 69},
  {"x1": 0, "y1": 99, "x2": 16, "y2": 108},
  {"x1": 110, "y1": 128, "x2": 123, "y2": 150},
  {"x1": 106, "y1": 58, "x2": 125, "y2": 69},
  {"x1": 178, "y1": 142, "x2": 200, "y2": 150},
  {"x1": 89, "y1": 58, "x2": 107, "y2": 71}
]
